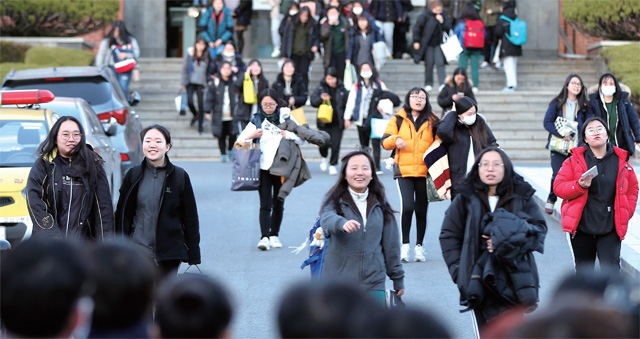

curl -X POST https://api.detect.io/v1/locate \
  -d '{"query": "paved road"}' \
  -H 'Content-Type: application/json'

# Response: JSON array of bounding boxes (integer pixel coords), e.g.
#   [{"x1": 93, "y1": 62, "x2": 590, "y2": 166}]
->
[{"x1": 176, "y1": 160, "x2": 576, "y2": 338}]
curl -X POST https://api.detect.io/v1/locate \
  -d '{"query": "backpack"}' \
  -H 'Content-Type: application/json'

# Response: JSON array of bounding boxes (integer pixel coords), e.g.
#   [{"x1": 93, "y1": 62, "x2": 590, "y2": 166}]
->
[
  {"x1": 463, "y1": 19, "x2": 485, "y2": 49},
  {"x1": 299, "y1": 218, "x2": 329, "y2": 279},
  {"x1": 499, "y1": 15, "x2": 527, "y2": 45}
]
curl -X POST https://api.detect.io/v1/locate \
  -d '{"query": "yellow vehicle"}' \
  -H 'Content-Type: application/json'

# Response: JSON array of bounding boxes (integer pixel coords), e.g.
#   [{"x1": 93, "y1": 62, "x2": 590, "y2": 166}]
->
[{"x1": 0, "y1": 90, "x2": 55, "y2": 247}]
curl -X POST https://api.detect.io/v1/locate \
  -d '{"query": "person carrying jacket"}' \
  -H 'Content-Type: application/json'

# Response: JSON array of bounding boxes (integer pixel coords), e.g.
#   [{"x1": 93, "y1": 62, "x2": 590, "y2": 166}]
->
[
  {"x1": 310, "y1": 66, "x2": 349, "y2": 175},
  {"x1": 115, "y1": 125, "x2": 201, "y2": 277},
  {"x1": 206, "y1": 61, "x2": 238, "y2": 163},
  {"x1": 382, "y1": 87, "x2": 438, "y2": 263},
  {"x1": 437, "y1": 67, "x2": 477, "y2": 114},
  {"x1": 320, "y1": 151, "x2": 405, "y2": 303},
  {"x1": 199, "y1": 0, "x2": 235, "y2": 57},
  {"x1": 180, "y1": 36, "x2": 215, "y2": 134},
  {"x1": 280, "y1": 5, "x2": 319, "y2": 91},
  {"x1": 272, "y1": 59, "x2": 308, "y2": 110},
  {"x1": 232, "y1": 59, "x2": 270, "y2": 131},
  {"x1": 542, "y1": 74, "x2": 593, "y2": 214},
  {"x1": 437, "y1": 97, "x2": 496, "y2": 199},
  {"x1": 494, "y1": 1, "x2": 521, "y2": 92},
  {"x1": 319, "y1": 6, "x2": 350, "y2": 80},
  {"x1": 554, "y1": 117, "x2": 638, "y2": 275},
  {"x1": 440, "y1": 147, "x2": 547, "y2": 329},
  {"x1": 412, "y1": 0, "x2": 451, "y2": 92},
  {"x1": 27, "y1": 116, "x2": 114, "y2": 241},
  {"x1": 589, "y1": 73, "x2": 640, "y2": 157}
]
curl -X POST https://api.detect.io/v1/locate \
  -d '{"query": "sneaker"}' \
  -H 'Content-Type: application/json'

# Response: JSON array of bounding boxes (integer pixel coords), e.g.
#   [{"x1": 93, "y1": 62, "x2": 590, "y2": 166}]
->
[
  {"x1": 401, "y1": 244, "x2": 410, "y2": 262},
  {"x1": 269, "y1": 236, "x2": 283, "y2": 248},
  {"x1": 271, "y1": 48, "x2": 281, "y2": 58},
  {"x1": 501, "y1": 86, "x2": 515, "y2": 93},
  {"x1": 424, "y1": 85, "x2": 433, "y2": 92},
  {"x1": 480, "y1": 61, "x2": 490, "y2": 69},
  {"x1": 328, "y1": 165, "x2": 337, "y2": 175},
  {"x1": 320, "y1": 157, "x2": 329, "y2": 172},
  {"x1": 221, "y1": 154, "x2": 227, "y2": 163},
  {"x1": 494, "y1": 61, "x2": 503, "y2": 69},
  {"x1": 229, "y1": 152, "x2": 234, "y2": 161},
  {"x1": 545, "y1": 200, "x2": 554, "y2": 214},
  {"x1": 402, "y1": 52, "x2": 411, "y2": 60},
  {"x1": 414, "y1": 244, "x2": 426, "y2": 262},
  {"x1": 257, "y1": 237, "x2": 271, "y2": 251},
  {"x1": 472, "y1": 87, "x2": 479, "y2": 94},
  {"x1": 438, "y1": 84, "x2": 445, "y2": 92},
  {"x1": 376, "y1": 170, "x2": 383, "y2": 175}
]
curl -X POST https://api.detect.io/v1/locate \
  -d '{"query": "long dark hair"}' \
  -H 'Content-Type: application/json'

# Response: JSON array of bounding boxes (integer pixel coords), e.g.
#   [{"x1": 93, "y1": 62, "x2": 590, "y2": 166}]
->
[
  {"x1": 453, "y1": 97, "x2": 491, "y2": 149},
  {"x1": 107, "y1": 20, "x2": 133, "y2": 46},
  {"x1": 462, "y1": 147, "x2": 522, "y2": 205},
  {"x1": 550, "y1": 74, "x2": 590, "y2": 114},
  {"x1": 192, "y1": 36, "x2": 209, "y2": 63},
  {"x1": 320, "y1": 151, "x2": 396, "y2": 224},
  {"x1": 402, "y1": 87, "x2": 437, "y2": 126},
  {"x1": 597, "y1": 73, "x2": 623, "y2": 102},
  {"x1": 37, "y1": 116, "x2": 101, "y2": 186},
  {"x1": 354, "y1": 13, "x2": 373, "y2": 34},
  {"x1": 356, "y1": 62, "x2": 380, "y2": 88},
  {"x1": 295, "y1": 6, "x2": 316, "y2": 32},
  {"x1": 247, "y1": 59, "x2": 269, "y2": 93},
  {"x1": 452, "y1": 67, "x2": 473, "y2": 92},
  {"x1": 459, "y1": 3, "x2": 481, "y2": 20}
]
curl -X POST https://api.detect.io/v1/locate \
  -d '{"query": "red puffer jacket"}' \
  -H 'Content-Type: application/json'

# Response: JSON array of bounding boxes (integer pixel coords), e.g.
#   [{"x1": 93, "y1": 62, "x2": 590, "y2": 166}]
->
[{"x1": 553, "y1": 146, "x2": 638, "y2": 240}]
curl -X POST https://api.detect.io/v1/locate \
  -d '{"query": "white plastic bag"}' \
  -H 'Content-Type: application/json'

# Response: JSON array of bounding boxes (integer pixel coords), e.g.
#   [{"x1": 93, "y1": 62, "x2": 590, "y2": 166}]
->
[{"x1": 440, "y1": 31, "x2": 463, "y2": 62}]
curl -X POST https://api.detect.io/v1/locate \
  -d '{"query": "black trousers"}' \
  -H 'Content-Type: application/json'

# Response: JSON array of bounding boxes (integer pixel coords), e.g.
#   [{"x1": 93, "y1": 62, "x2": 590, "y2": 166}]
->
[
  {"x1": 357, "y1": 124, "x2": 381, "y2": 170},
  {"x1": 547, "y1": 151, "x2": 569, "y2": 202},
  {"x1": 570, "y1": 230, "x2": 621, "y2": 274},
  {"x1": 482, "y1": 25, "x2": 497, "y2": 63},
  {"x1": 396, "y1": 177, "x2": 428, "y2": 245},
  {"x1": 291, "y1": 54, "x2": 312, "y2": 92},
  {"x1": 319, "y1": 124, "x2": 343, "y2": 166},
  {"x1": 258, "y1": 170, "x2": 284, "y2": 239},
  {"x1": 157, "y1": 259, "x2": 181, "y2": 278},
  {"x1": 329, "y1": 53, "x2": 346, "y2": 82},
  {"x1": 187, "y1": 84, "x2": 205, "y2": 132},
  {"x1": 217, "y1": 120, "x2": 237, "y2": 156}
]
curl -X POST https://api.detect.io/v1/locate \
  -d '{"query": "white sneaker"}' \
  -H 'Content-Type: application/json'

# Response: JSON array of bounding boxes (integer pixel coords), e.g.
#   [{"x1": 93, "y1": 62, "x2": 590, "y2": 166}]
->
[
  {"x1": 257, "y1": 237, "x2": 271, "y2": 251},
  {"x1": 472, "y1": 87, "x2": 479, "y2": 94},
  {"x1": 320, "y1": 157, "x2": 328, "y2": 172},
  {"x1": 269, "y1": 236, "x2": 282, "y2": 248},
  {"x1": 480, "y1": 61, "x2": 490, "y2": 69},
  {"x1": 376, "y1": 170, "x2": 383, "y2": 175},
  {"x1": 424, "y1": 85, "x2": 433, "y2": 92},
  {"x1": 414, "y1": 244, "x2": 426, "y2": 262},
  {"x1": 271, "y1": 48, "x2": 281, "y2": 58},
  {"x1": 501, "y1": 86, "x2": 515, "y2": 93},
  {"x1": 401, "y1": 244, "x2": 410, "y2": 262},
  {"x1": 438, "y1": 84, "x2": 445, "y2": 92},
  {"x1": 328, "y1": 165, "x2": 337, "y2": 175}
]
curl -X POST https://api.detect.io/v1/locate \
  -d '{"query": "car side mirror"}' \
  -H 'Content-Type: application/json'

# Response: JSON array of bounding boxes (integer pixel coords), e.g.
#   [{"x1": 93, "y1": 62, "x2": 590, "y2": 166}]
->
[
  {"x1": 104, "y1": 117, "x2": 118, "y2": 136},
  {"x1": 128, "y1": 91, "x2": 141, "y2": 106}
]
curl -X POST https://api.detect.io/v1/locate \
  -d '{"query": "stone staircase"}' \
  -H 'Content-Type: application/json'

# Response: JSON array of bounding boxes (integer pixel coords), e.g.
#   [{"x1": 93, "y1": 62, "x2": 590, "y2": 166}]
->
[{"x1": 130, "y1": 57, "x2": 600, "y2": 161}]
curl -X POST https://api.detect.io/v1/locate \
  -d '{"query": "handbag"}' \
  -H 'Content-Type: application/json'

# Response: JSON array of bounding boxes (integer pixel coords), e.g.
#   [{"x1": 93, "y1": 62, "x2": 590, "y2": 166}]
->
[
  {"x1": 243, "y1": 72, "x2": 258, "y2": 104},
  {"x1": 440, "y1": 30, "x2": 463, "y2": 62},
  {"x1": 370, "y1": 118, "x2": 390, "y2": 139},
  {"x1": 114, "y1": 59, "x2": 136, "y2": 73},
  {"x1": 426, "y1": 174, "x2": 443, "y2": 202},
  {"x1": 344, "y1": 63, "x2": 356, "y2": 91},
  {"x1": 231, "y1": 142, "x2": 261, "y2": 191},
  {"x1": 290, "y1": 106, "x2": 307, "y2": 126},
  {"x1": 548, "y1": 116, "x2": 578, "y2": 155},
  {"x1": 492, "y1": 40, "x2": 502, "y2": 64},
  {"x1": 174, "y1": 90, "x2": 187, "y2": 115},
  {"x1": 317, "y1": 99, "x2": 333, "y2": 123},
  {"x1": 178, "y1": 264, "x2": 205, "y2": 277}
]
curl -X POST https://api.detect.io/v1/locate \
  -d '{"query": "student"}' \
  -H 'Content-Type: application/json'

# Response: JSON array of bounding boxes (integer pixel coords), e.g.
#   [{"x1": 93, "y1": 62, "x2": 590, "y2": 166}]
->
[
  {"x1": 310, "y1": 66, "x2": 349, "y2": 175},
  {"x1": 436, "y1": 97, "x2": 496, "y2": 198},
  {"x1": 26, "y1": 116, "x2": 114, "y2": 240},
  {"x1": 180, "y1": 36, "x2": 214, "y2": 134},
  {"x1": 382, "y1": 87, "x2": 439, "y2": 262},
  {"x1": 115, "y1": 125, "x2": 201, "y2": 277},
  {"x1": 543, "y1": 74, "x2": 593, "y2": 214},
  {"x1": 437, "y1": 67, "x2": 477, "y2": 114},
  {"x1": 279, "y1": 5, "x2": 319, "y2": 91},
  {"x1": 233, "y1": 0, "x2": 252, "y2": 54},
  {"x1": 210, "y1": 41, "x2": 246, "y2": 79},
  {"x1": 96, "y1": 20, "x2": 140, "y2": 94},
  {"x1": 233, "y1": 59, "x2": 270, "y2": 130},
  {"x1": 440, "y1": 147, "x2": 547, "y2": 330},
  {"x1": 554, "y1": 117, "x2": 638, "y2": 275},
  {"x1": 495, "y1": 1, "x2": 521, "y2": 92},
  {"x1": 413, "y1": 0, "x2": 451, "y2": 92},
  {"x1": 346, "y1": 11, "x2": 384, "y2": 69},
  {"x1": 206, "y1": 61, "x2": 238, "y2": 163},
  {"x1": 479, "y1": 0, "x2": 502, "y2": 69},
  {"x1": 369, "y1": 0, "x2": 404, "y2": 54},
  {"x1": 453, "y1": 3, "x2": 483, "y2": 91},
  {"x1": 272, "y1": 59, "x2": 308, "y2": 110},
  {"x1": 319, "y1": 6, "x2": 350, "y2": 80},
  {"x1": 199, "y1": 0, "x2": 235, "y2": 57},
  {"x1": 236, "y1": 89, "x2": 304, "y2": 251},
  {"x1": 319, "y1": 151, "x2": 405, "y2": 302}
]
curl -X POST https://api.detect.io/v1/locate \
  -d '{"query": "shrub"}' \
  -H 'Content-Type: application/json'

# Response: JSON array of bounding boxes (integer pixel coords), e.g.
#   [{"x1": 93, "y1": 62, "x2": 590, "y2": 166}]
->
[
  {"x1": 24, "y1": 46, "x2": 95, "y2": 67},
  {"x1": 0, "y1": 0, "x2": 120, "y2": 37},
  {"x1": 601, "y1": 44, "x2": 640, "y2": 109},
  {"x1": 0, "y1": 42, "x2": 31, "y2": 63},
  {"x1": 563, "y1": 0, "x2": 640, "y2": 41}
]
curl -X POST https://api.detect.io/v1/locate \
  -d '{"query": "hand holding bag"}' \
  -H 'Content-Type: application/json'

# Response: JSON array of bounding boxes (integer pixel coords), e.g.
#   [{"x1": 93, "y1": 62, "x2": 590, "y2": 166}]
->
[
  {"x1": 175, "y1": 90, "x2": 187, "y2": 115},
  {"x1": 344, "y1": 63, "x2": 356, "y2": 91},
  {"x1": 243, "y1": 72, "x2": 258, "y2": 104},
  {"x1": 317, "y1": 99, "x2": 333, "y2": 123},
  {"x1": 231, "y1": 142, "x2": 261, "y2": 191},
  {"x1": 440, "y1": 30, "x2": 463, "y2": 62},
  {"x1": 548, "y1": 117, "x2": 578, "y2": 156}
]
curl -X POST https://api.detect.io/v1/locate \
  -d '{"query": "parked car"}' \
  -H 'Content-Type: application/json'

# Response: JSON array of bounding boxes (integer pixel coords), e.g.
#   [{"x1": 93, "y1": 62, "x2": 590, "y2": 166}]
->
[
  {"x1": 40, "y1": 97, "x2": 123, "y2": 205},
  {"x1": 2, "y1": 66, "x2": 143, "y2": 178}
]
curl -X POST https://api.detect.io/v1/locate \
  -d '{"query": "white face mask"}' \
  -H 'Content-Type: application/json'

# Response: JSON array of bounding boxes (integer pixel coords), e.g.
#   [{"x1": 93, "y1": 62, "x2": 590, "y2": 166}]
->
[
  {"x1": 352, "y1": 7, "x2": 363, "y2": 15},
  {"x1": 360, "y1": 71, "x2": 372, "y2": 79},
  {"x1": 601, "y1": 85, "x2": 616, "y2": 97},
  {"x1": 223, "y1": 51, "x2": 235, "y2": 58},
  {"x1": 328, "y1": 15, "x2": 339, "y2": 22},
  {"x1": 289, "y1": 10, "x2": 298, "y2": 16},
  {"x1": 460, "y1": 114, "x2": 477, "y2": 125}
]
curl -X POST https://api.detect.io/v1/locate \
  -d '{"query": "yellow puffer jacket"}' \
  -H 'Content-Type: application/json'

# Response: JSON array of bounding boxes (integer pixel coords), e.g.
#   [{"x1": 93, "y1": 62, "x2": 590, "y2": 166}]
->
[{"x1": 382, "y1": 109, "x2": 437, "y2": 178}]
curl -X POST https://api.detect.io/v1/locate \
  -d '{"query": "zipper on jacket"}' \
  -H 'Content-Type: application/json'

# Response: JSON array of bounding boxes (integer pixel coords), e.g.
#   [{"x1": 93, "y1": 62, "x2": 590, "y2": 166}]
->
[{"x1": 65, "y1": 176, "x2": 72, "y2": 238}]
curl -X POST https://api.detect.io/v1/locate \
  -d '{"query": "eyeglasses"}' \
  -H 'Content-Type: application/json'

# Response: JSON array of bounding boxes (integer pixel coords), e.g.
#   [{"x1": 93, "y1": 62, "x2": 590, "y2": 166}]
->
[
  {"x1": 585, "y1": 126, "x2": 606, "y2": 136},
  {"x1": 59, "y1": 133, "x2": 82, "y2": 141},
  {"x1": 569, "y1": 81, "x2": 582, "y2": 86},
  {"x1": 410, "y1": 95, "x2": 427, "y2": 102},
  {"x1": 478, "y1": 161, "x2": 504, "y2": 169},
  {"x1": 261, "y1": 102, "x2": 277, "y2": 108}
]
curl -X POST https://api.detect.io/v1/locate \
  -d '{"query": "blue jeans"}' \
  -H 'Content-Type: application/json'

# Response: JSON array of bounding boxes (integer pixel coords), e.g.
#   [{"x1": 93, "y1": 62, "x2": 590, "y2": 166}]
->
[{"x1": 116, "y1": 70, "x2": 132, "y2": 95}]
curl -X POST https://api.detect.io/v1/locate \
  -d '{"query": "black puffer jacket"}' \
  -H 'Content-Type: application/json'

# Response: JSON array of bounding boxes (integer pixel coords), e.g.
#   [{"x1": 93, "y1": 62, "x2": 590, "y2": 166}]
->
[
  {"x1": 495, "y1": 8, "x2": 522, "y2": 57},
  {"x1": 412, "y1": 7, "x2": 451, "y2": 63},
  {"x1": 272, "y1": 72, "x2": 308, "y2": 109},
  {"x1": 310, "y1": 78, "x2": 349, "y2": 129},
  {"x1": 115, "y1": 157, "x2": 201, "y2": 264},
  {"x1": 439, "y1": 178, "x2": 546, "y2": 319},
  {"x1": 205, "y1": 77, "x2": 240, "y2": 137},
  {"x1": 279, "y1": 15, "x2": 320, "y2": 60},
  {"x1": 369, "y1": 0, "x2": 404, "y2": 22},
  {"x1": 26, "y1": 147, "x2": 113, "y2": 241},
  {"x1": 234, "y1": 0, "x2": 252, "y2": 26},
  {"x1": 437, "y1": 76, "x2": 476, "y2": 112}
]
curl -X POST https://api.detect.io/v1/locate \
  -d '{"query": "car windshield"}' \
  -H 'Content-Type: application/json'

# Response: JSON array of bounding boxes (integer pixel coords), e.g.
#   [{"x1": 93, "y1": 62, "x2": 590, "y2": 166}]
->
[
  {"x1": 4, "y1": 78, "x2": 112, "y2": 105},
  {"x1": 0, "y1": 120, "x2": 48, "y2": 167}
]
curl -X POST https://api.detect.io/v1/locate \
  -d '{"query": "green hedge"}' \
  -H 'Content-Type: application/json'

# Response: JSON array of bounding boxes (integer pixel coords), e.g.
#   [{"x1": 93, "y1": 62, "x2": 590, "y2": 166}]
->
[
  {"x1": 563, "y1": 0, "x2": 640, "y2": 40},
  {"x1": 601, "y1": 44, "x2": 640, "y2": 109},
  {"x1": 0, "y1": 41, "x2": 30, "y2": 63},
  {"x1": 1, "y1": 46, "x2": 95, "y2": 81}
]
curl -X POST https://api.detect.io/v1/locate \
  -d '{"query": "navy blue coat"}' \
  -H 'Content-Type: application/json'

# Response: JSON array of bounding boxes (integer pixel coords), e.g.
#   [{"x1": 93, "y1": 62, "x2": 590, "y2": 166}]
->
[
  {"x1": 590, "y1": 91, "x2": 640, "y2": 156},
  {"x1": 543, "y1": 100, "x2": 594, "y2": 149}
]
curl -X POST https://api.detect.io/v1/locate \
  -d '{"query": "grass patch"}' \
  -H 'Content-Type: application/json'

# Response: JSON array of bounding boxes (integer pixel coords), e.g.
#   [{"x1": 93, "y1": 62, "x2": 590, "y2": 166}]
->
[
  {"x1": 1, "y1": 46, "x2": 94, "y2": 82},
  {"x1": 601, "y1": 44, "x2": 640, "y2": 108}
]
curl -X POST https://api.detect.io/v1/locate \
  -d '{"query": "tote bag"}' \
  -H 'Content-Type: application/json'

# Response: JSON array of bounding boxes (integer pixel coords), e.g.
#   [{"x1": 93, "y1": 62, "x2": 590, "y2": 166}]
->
[
  {"x1": 290, "y1": 106, "x2": 307, "y2": 126},
  {"x1": 317, "y1": 99, "x2": 333, "y2": 123},
  {"x1": 370, "y1": 118, "x2": 390, "y2": 139},
  {"x1": 440, "y1": 31, "x2": 463, "y2": 62},
  {"x1": 344, "y1": 63, "x2": 356, "y2": 91},
  {"x1": 243, "y1": 73, "x2": 258, "y2": 104},
  {"x1": 231, "y1": 142, "x2": 261, "y2": 191}
]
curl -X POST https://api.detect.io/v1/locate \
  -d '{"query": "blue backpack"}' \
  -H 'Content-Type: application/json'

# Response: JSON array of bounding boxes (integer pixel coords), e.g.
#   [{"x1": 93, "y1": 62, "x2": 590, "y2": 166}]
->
[
  {"x1": 300, "y1": 218, "x2": 329, "y2": 280},
  {"x1": 499, "y1": 15, "x2": 527, "y2": 46}
]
